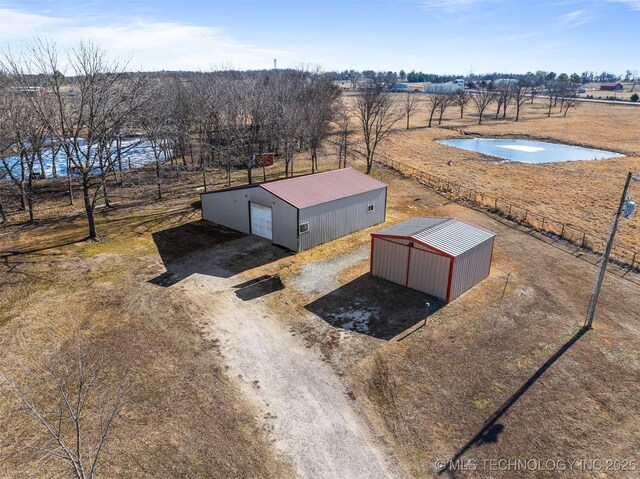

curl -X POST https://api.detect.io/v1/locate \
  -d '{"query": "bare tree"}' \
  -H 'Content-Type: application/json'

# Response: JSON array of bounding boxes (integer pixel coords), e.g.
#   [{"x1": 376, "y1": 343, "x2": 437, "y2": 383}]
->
[
  {"x1": 348, "y1": 70, "x2": 362, "y2": 90},
  {"x1": 140, "y1": 76, "x2": 178, "y2": 199},
  {"x1": 270, "y1": 72, "x2": 304, "y2": 178},
  {"x1": 494, "y1": 80, "x2": 514, "y2": 119},
  {"x1": 353, "y1": 74, "x2": 401, "y2": 174},
  {"x1": 403, "y1": 91, "x2": 421, "y2": 129},
  {"x1": 437, "y1": 94, "x2": 450, "y2": 125},
  {"x1": 560, "y1": 85, "x2": 580, "y2": 117},
  {"x1": 424, "y1": 88, "x2": 449, "y2": 127},
  {"x1": 529, "y1": 84, "x2": 538, "y2": 104},
  {"x1": 0, "y1": 90, "x2": 46, "y2": 221},
  {"x1": 301, "y1": 73, "x2": 340, "y2": 172},
  {"x1": 452, "y1": 89, "x2": 470, "y2": 119},
  {"x1": 3, "y1": 40, "x2": 149, "y2": 240},
  {"x1": 545, "y1": 81, "x2": 564, "y2": 117},
  {"x1": 513, "y1": 80, "x2": 531, "y2": 121},
  {"x1": 0, "y1": 167, "x2": 8, "y2": 223},
  {"x1": 470, "y1": 88, "x2": 495, "y2": 124},
  {"x1": 333, "y1": 98, "x2": 351, "y2": 169},
  {"x1": 0, "y1": 338, "x2": 127, "y2": 478}
]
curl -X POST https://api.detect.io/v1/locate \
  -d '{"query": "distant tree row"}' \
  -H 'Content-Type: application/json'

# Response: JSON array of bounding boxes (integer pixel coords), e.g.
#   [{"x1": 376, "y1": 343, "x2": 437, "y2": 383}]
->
[{"x1": 327, "y1": 69, "x2": 637, "y2": 85}]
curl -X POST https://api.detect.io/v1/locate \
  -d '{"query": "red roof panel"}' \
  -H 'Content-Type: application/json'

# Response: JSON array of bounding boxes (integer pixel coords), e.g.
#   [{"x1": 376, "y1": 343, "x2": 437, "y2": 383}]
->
[{"x1": 260, "y1": 168, "x2": 387, "y2": 209}]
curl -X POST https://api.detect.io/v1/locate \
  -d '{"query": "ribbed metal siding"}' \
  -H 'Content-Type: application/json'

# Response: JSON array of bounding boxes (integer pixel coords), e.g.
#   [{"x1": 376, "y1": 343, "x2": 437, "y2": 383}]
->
[
  {"x1": 407, "y1": 248, "x2": 451, "y2": 300},
  {"x1": 372, "y1": 237, "x2": 409, "y2": 285},
  {"x1": 450, "y1": 237, "x2": 493, "y2": 300},
  {"x1": 375, "y1": 217, "x2": 450, "y2": 238},
  {"x1": 413, "y1": 220, "x2": 495, "y2": 257},
  {"x1": 298, "y1": 188, "x2": 386, "y2": 251},
  {"x1": 201, "y1": 187, "x2": 298, "y2": 251}
]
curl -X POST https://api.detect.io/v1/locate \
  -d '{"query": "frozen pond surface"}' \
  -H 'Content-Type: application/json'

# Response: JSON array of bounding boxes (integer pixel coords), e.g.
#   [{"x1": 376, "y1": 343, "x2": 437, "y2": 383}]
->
[
  {"x1": 437, "y1": 138, "x2": 624, "y2": 163},
  {"x1": 1, "y1": 138, "x2": 165, "y2": 179}
]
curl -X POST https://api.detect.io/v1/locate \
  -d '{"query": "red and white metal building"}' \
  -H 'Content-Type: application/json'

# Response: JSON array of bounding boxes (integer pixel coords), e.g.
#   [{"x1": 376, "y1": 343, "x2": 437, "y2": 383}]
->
[
  {"x1": 201, "y1": 168, "x2": 387, "y2": 252},
  {"x1": 370, "y1": 217, "x2": 495, "y2": 302}
]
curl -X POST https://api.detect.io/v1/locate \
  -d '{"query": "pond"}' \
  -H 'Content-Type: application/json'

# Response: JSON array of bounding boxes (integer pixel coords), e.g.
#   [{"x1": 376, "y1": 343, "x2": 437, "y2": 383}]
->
[
  {"x1": 1, "y1": 138, "x2": 168, "y2": 179},
  {"x1": 437, "y1": 138, "x2": 624, "y2": 164}
]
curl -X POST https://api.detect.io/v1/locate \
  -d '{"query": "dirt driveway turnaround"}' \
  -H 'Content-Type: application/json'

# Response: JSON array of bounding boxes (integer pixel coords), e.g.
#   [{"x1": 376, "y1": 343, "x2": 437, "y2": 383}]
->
[{"x1": 170, "y1": 236, "x2": 402, "y2": 479}]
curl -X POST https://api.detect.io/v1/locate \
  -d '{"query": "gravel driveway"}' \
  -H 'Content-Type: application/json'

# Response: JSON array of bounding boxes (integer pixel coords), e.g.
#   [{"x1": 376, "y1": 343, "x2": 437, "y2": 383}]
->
[{"x1": 174, "y1": 236, "x2": 402, "y2": 479}]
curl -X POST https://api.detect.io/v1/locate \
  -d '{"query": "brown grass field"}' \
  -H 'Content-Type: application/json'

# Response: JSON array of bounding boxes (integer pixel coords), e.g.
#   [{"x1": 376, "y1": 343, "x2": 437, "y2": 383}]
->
[
  {"x1": 1, "y1": 91, "x2": 639, "y2": 478},
  {"x1": 374, "y1": 96, "x2": 640, "y2": 255},
  {"x1": 0, "y1": 203, "x2": 294, "y2": 478},
  {"x1": 1, "y1": 155, "x2": 639, "y2": 477}
]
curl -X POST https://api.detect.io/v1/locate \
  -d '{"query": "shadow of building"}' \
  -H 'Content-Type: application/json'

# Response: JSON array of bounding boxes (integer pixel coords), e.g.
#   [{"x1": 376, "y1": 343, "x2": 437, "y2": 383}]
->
[
  {"x1": 305, "y1": 273, "x2": 445, "y2": 340},
  {"x1": 150, "y1": 221, "x2": 289, "y2": 286}
]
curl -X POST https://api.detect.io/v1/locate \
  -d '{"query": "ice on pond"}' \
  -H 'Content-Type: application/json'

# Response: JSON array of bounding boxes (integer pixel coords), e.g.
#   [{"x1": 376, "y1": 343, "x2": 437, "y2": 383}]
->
[
  {"x1": 497, "y1": 145, "x2": 545, "y2": 153},
  {"x1": 437, "y1": 138, "x2": 623, "y2": 163}
]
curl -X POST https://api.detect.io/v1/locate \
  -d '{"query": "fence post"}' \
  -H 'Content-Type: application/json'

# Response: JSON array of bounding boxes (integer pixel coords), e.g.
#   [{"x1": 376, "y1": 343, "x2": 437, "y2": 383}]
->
[
  {"x1": 560, "y1": 223, "x2": 565, "y2": 238},
  {"x1": 542, "y1": 217, "x2": 546, "y2": 230},
  {"x1": 524, "y1": 209, "x2": 528, "y2": 222},
  {"x1": 581, "y1": 232, "x2": 586, "y2": 247},
  {"x1": 508, "y1": 204, "x2": 512, "y2": 217},
  {"x1": 631, "y1": 252, "x2": 636, "y2": 269},
  {"x1": 494, "y1": 198, "x2": 498, "y2": 210}
]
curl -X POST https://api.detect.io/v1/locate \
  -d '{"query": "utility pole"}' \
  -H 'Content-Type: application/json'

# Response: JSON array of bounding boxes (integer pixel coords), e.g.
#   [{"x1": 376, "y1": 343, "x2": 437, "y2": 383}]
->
[{"x1": 584, "y1": 172, "x2": 634, "y2": 329}]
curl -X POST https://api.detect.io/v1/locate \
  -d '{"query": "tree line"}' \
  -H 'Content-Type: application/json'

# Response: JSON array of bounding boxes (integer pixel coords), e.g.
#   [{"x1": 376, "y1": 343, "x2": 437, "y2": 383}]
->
[
  {"x1": 326, "y1": 69, "x2": 638, "y2": 85},
  {"x1": 0, "y1": 41, "x2": 343, "y2": 240}
]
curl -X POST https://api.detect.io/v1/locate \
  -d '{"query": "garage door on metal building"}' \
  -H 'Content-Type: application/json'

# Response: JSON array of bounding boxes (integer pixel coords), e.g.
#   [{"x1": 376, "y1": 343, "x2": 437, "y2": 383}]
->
[{"x1": 250, "y1": 202, "x2": 272, "y2": 240}]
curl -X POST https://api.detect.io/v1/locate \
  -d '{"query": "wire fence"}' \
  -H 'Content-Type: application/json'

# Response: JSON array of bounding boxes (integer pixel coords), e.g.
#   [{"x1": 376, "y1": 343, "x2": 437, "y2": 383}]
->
[
  {"x1": 370, "y1": 151, "x2": 639, "y2": 272},
  {"x1": 3, "y1": 151, "x2": 638, "y2": 273}
]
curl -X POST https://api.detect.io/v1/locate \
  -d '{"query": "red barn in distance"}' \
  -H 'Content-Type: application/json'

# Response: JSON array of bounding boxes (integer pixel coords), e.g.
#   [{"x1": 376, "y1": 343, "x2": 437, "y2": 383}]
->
[
  {"x1": 253, "y1": 153, "x2": 274, "y2": 167},
  {"x1": 600, "y1": 83, "x2": 623, "y2": 91}
]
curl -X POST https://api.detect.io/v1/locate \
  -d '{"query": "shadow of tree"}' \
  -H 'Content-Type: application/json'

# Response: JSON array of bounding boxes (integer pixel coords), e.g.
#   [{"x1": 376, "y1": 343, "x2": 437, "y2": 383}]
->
[{"x1": 439, "y1": 327, "x2": 589, "y2": 477}]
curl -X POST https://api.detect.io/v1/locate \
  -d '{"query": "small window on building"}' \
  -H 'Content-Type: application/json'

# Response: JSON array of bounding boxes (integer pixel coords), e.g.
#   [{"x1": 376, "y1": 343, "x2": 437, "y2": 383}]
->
[
  {"x1": 299, "y1": 222, "x2": 309, "y2": 234},
  {"x1": 367, "y1": 204, "x2": 375, "y2": 212}
]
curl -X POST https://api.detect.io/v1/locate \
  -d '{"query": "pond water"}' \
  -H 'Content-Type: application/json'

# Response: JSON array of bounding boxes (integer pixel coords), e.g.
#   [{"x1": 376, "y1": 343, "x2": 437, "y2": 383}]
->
[
  {"x1": 437, "y1": 138, "x2": 623, "y2": 163},
  {"x1": 1, "y1": 138, "x2": 167, "y2": 179}
]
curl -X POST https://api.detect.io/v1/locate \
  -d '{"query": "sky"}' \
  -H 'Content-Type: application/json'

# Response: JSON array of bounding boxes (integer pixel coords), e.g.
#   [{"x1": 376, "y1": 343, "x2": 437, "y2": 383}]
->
[{"x1": 0, "y1": 0, "x2": 638, "y2": 75}]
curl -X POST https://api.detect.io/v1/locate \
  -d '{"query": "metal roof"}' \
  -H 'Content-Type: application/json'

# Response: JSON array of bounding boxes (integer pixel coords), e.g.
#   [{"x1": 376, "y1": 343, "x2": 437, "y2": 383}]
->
[
  {"x1": 260, "y1": 167, "x2": 387, "y2": 209},
  {"x1": 374, "y1": 217, "x2": 495, "y2": 257}
]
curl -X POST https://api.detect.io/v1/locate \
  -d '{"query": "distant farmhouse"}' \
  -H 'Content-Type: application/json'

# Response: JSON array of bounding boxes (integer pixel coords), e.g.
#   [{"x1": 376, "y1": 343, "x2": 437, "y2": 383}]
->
[
  {"x1": 600, "y1": 82, "x2": 623, "y2": 91},
  {"x1": 423, "y1": 80, "x2": 465, "y2": 94},
  {"x1": 9, "y1": 86, "x2": 47, "y2": 96},
  {"x1": 389, "y1": 83, "x2": 408, "y2": 92}
]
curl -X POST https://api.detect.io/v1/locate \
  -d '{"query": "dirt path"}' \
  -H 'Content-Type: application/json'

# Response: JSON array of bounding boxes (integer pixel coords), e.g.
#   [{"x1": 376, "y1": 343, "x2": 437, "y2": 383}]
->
[{"x1": 175, "y1": 237, "x2": 401, "y2": 479}]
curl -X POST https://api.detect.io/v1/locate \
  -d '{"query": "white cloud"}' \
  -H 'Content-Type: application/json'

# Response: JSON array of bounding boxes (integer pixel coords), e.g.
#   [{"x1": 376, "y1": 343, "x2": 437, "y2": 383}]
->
[
  {"x1": 560, "y1": 9, "x2": 592, "y2": 25},
  {"x1": 421, "y1": 0, "x2": 484, "y2": 13},
  {"x1": 605, "y1": 0, "x2": 640, "y2": 10},
  {"x1": 0, "y1": 8, "x2": 291, "y2": 71}
]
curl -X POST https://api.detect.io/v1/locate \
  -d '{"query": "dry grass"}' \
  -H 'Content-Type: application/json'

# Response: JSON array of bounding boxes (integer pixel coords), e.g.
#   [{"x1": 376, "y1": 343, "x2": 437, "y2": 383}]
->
[
  {"x1": 1, "y1": 89, "x2": 638, "y2": 478},
  {"x1": 340, "y1": 173, "x2": 639, "y2": 479},
  {"x1": 246, "y1": 167, "x2": 640, "y2": 479},
  {"x1": 372, "y1": 97, "x2": 640, "y2": 253},
  {"x1": 0, "y1": 200, "x2": 292, "y2": 478}
]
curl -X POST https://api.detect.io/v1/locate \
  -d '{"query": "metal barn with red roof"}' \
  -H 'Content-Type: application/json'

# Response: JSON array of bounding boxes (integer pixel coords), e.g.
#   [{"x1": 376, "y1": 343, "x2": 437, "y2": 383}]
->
[
  {"x1": 370, "y1": 217, "x2": 495, "y2": 302},
  {"x1": 201, "y1": 168, "x2": 387, "y2": 252}
]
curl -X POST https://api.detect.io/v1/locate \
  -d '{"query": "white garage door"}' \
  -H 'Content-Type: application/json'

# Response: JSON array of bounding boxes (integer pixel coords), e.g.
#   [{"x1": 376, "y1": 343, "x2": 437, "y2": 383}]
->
[{"x1": 250, "y1": 202, "x2": 273, "y2": 240}]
